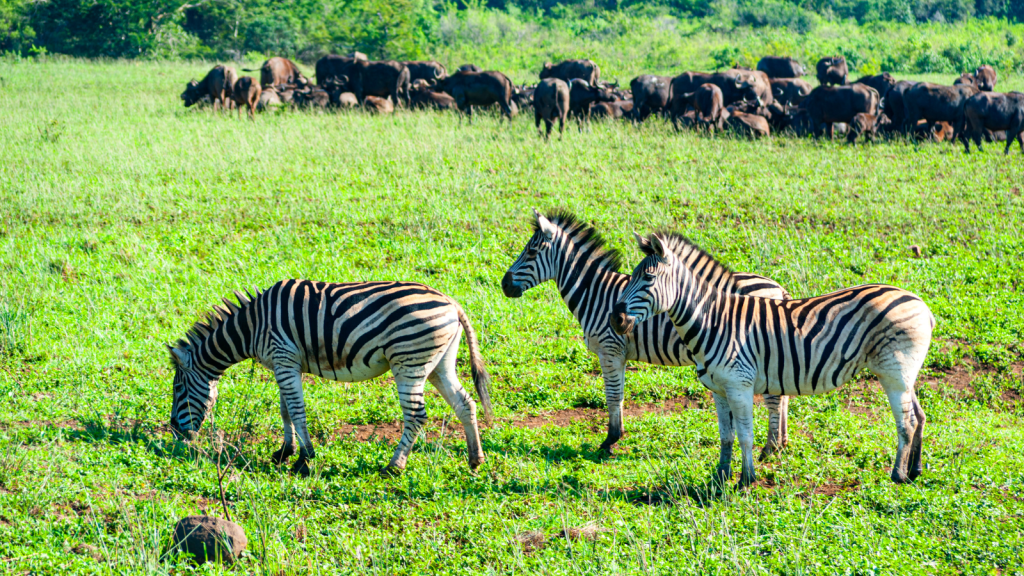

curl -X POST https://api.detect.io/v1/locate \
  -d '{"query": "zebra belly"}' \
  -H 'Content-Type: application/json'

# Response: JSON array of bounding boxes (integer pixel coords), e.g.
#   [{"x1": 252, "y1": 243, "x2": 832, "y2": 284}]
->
[{"x1": 309, "y1": 348, "x2": 391, "y2": 383}]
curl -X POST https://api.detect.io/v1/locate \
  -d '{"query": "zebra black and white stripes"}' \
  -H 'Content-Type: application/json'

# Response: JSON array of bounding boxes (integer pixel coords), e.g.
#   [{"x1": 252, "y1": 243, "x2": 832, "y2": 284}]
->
[
  {"x1": 611, "y1": 232, "x2": 934, "y2": 486},
  {"x1": 502, "y1": 210, "x2": 793, "y2": 457},
  {"x1": 168, "y1": 280, "x2": 494, "y2": 475}
]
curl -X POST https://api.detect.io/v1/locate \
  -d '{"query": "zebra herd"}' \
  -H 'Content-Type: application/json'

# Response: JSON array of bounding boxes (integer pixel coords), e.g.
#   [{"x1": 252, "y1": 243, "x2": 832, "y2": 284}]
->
[{"x1": 169, "y1": 210, "x2": 934, "y2": 487}]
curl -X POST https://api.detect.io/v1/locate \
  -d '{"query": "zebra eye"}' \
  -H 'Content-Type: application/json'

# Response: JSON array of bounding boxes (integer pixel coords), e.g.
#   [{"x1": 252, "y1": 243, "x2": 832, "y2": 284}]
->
[
  {"x1": 526, "y1": 248, "x2": 538, "y2": 257},
  {"x1": 643, "y1": 272, "x2": 655, "y2": 281}
]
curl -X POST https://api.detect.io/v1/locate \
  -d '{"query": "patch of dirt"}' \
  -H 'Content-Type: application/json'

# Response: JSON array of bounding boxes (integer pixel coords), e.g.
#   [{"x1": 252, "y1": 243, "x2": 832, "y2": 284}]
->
[{"x1": 810, "y1": 479, "x2": 861, "y2": 497}]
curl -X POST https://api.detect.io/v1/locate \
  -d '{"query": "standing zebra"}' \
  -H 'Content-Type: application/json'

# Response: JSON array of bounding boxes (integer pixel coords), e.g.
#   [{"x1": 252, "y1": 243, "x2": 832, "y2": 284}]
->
[
  {"x1": 611, "y1": 233, "x2": 934, "y2": 486},
  {"x1": 502, "y1": 210, "x2": 793, "y2": 457},
  {"x1": 168, "y1": 279, "x2": 494, "y2": 476}
]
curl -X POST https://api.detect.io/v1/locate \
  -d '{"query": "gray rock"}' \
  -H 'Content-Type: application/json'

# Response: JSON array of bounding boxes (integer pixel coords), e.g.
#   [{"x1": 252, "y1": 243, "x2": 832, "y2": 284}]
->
[{"x1": 171, "y1": 515, "x2": 247, "y2": 565}]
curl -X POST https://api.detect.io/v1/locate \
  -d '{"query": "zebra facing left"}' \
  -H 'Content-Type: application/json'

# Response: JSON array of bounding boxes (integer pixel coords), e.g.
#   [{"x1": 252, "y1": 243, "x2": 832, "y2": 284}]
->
[
  {"x1": 168, "y1": 279, "x2": 494, "y2": 476},
  {"x1": 611, "y1": 232, "x2": 935, "y2": 487}
]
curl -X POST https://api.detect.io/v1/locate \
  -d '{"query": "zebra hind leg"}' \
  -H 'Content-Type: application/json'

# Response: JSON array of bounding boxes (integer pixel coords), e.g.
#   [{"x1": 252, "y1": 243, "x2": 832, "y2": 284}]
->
[
  {"x1": 382, "y1": 374, "x2": 428, "y2": 476},
  {"x1": 427, "y1": 337, "x2": 484, "y2": 470},
  {"x1": 908, "y1": 394, "x2": 926, "y2": 481},
  {"x1": 883, "y1": 386, "x2": 921, "y2": 484},
  {"x1": 758, "y1": 394, "x2": 790, "y2": 461},
  {"x1": 271, "y1": 395, "x2": 296, "y2": 464}
]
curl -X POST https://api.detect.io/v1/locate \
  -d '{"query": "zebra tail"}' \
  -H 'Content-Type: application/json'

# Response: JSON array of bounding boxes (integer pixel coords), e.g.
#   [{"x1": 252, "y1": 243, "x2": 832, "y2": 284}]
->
[{"x1": 456, "y1": 304, "x2": 494, "y2": 426}]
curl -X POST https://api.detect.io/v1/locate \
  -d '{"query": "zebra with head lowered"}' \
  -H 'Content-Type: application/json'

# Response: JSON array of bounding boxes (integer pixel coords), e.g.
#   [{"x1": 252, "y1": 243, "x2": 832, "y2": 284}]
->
[
  {"x1": 611, "y1": 233, "x2": 934, "y2": 487},
  {"x1": 168, "y1": 279, "x2": 494, "y2": 476},
  {"x1": 501, "y1": 210, "x2": 792, "y2": 457}
]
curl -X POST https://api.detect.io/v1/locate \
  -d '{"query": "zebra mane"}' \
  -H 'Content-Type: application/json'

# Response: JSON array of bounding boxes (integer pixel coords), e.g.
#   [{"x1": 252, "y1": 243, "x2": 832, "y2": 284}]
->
[
  {"x1": 169, "y1": 289, "x2": 256, "y2": 355},
  {"x1": 646, "y1": 231, "x2": 736, "y2": 286},
  {"x1": 536, "y1": 210, "x2": 624, "y2": 273}
]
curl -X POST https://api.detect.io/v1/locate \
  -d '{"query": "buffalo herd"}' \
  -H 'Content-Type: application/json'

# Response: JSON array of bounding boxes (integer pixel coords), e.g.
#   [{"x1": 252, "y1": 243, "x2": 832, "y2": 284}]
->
[{"x1": 181, "y1": 54, "x2": 1023, "y2": 154}]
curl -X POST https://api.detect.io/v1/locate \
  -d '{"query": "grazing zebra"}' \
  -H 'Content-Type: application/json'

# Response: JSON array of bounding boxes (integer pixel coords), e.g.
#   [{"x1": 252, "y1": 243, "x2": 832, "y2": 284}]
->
[
  {"x1": 501, "y1": 210, "x2": 793, "y2": 457},
  {"x1": 168, "y1": 279, "x2": 494, "y2": 476},
  {"x1": 611, "y1": 233, "x2": 934, "y2": 486}
]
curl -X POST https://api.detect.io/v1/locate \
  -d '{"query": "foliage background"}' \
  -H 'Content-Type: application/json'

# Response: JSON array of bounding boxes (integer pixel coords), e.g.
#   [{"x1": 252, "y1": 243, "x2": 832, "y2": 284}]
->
[{"x1": 1, "y1": 0, "x2": 1023, "y2": 76}]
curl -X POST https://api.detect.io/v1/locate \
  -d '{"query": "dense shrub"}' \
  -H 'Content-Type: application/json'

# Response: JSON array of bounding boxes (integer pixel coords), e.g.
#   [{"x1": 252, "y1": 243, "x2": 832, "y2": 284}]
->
[{"x1": 0, "y1": 0, "x2": 1022, "y2": 77}]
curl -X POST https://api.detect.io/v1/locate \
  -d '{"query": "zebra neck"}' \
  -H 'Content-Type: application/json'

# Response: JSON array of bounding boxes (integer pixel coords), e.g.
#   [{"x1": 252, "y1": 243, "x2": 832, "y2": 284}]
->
[
  {"x1": 667, "y1": 272, "x2": 720, "y2": 359},
  {"x1": 189, "y1": 311, "x2": 256, "y2": 376},
  {"x1": 554, "y1": 241, "x2": 623, "y2": 326}
]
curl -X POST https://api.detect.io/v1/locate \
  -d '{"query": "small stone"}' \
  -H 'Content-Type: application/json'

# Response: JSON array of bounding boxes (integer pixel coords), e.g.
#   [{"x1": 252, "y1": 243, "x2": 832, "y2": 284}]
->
[
  {"x1": 910, "y1": 245, "x2": 922, "y2": 258},
  {"x1": 171, "y1": 515, "x2": 247, "y2": 565},
  {"x1": 72, "y1": 543, "x2": 103, "y2": 561}
]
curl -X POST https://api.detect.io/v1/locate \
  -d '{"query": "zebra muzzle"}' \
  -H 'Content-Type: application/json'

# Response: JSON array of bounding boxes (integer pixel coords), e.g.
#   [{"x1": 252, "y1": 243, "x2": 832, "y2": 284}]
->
[
  {"x1": 500, "y1": 272, "x2": 523, "y2": 298},
  {"x1": 609, "y1": 311, "x2": 636, "y2": 335}
]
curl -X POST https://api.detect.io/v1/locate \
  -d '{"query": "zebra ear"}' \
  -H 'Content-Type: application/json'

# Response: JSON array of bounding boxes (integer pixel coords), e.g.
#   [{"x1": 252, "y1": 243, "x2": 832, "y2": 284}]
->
[
  {"x1": 635, "y1": 232, "x2": 654, "y2": 256},
  {"x1": 535, "y1": 211, "x2": 557, "y2": 239},
  {"x1": 649, "y1": 234, "x2": 668, "y2": 259},
  {"x1": 169, "y1": 346, "x2": 189, "y2": 368}
]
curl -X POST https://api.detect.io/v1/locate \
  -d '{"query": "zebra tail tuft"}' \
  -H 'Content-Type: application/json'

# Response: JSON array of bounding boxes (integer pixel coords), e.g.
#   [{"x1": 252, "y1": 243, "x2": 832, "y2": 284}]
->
[{"x1": 456, "y1": 304, "x2": 494, "y2": 426}]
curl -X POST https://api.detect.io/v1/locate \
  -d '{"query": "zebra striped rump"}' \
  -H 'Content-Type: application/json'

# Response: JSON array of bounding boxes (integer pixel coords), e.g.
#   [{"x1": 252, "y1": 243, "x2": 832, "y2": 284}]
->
[
  {"x1": 612, "y1": 232, "x2": 934, "y2": 486},
  {"x1": 168, "y1": 279, "x2": 493, "y2": 476}
]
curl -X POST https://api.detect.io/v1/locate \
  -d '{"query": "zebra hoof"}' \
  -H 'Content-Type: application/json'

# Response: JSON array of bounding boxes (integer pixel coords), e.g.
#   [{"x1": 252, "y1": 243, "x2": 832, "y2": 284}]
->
[
  {"x1": 291, "y1": 458, "x2": 310, "y2": 477},
  {"x1": 468, "y1": 456, "x2": 485, "y2": 471},
  {"x1": 758, "y1": 444, "x2": 779, "y2": 462},
  {"x1": 736, "y1": 472, "x2": 756, "y2": 489},
  {"x1": 271, "y1": 446, "x2": 295, "y2": 464},
  {"x1": 890, "y1": 468, "x2": 911, "y2": 484},
  {"x1": 379, "y1": 465, "x2": 403, "y2": 478}
]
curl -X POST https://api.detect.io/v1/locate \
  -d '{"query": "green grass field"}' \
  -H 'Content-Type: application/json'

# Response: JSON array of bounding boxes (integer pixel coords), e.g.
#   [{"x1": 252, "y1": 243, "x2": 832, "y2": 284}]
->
[{"x1": 1, "y1": 59, "x2": 1023, "y2": 575}]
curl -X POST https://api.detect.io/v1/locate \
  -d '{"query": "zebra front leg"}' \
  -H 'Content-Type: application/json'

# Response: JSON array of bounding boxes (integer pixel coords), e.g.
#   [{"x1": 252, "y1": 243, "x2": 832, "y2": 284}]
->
[
  {"x1": 598, "y1": 354, "x2": 627, "y2": 455},
  {"x1": 271, "y1": 395, "x2": 296, "y2": 464},
  {"x1": 726, "y1": 389, "x2": 757, "y2": 488},
  {"x1": 712, "y1": 392, "x2": 734, "y2": 484},
  {"x1": 274, "y1": 363, "x2": 316, "y2": 477},
  {"x1": 759, "y1": 394, "x2": 790, "y2": 461},
  {"x1": 428, "y1": 339, "x2": 484, "y2": 470},
  {"x1": 383, "y1": 375, "x2": 428, "y2": 475}
]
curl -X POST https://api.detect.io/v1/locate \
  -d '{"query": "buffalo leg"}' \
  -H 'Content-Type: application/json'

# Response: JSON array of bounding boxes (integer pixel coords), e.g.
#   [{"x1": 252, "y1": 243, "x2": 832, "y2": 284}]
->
[
  {"x1": 535, "y1": 111, "x2": 543, "y2": 138},
  {"x1": 544, "y1": 119, "x2": 553, "y2": 140}
]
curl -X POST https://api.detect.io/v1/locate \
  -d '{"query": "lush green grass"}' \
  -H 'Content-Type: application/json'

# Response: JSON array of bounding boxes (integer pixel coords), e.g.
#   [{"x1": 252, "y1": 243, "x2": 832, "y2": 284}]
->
[{"x1": 1, "y1": 59, "x2": 1023, "y2": 574}]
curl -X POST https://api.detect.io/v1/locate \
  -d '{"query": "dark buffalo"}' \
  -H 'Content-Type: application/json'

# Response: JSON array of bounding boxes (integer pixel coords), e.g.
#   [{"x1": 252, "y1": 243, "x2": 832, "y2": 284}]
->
[
  {"x1": 816, "y1": 56, "x2": 848, "y2": 86},
  {"x1": 181, "y1": 65, "x2": 238, "y2": 111},
  {"x1": 954, "y1": 72, "x2": 975, "y2": 87},
  {"x1": 673, "y1": 83, "x2": 725, "y2": 132},
  {"x1": 630, "y1": 75, "x2": 673, "y2": 122},
  {"x1": 706, "y1": 69, "x2": 773, "y2": 108},
  {"x1": 244, "y1": 57, "x2": 307, "y2": 88},
  {"x1": 590, "y1": 100, "x2": 633, "y2": 119},
  {"x1": 292, "y1": 86, "x2": 330, "y2": 109},
  {"x1": 433, "y1": 70, "x2": 515, "y2": 123},
  {"x1": 410, "y1": 85, "x2": 457, "y2": 111},
  {"x1": 756, "y1": 56, "x2": 805, "y2": 79},
  {"x1": 512, "y1": 85, "x2": 535, "y2": 112},
  {"x1": 316, "y1": 55, "x2": 363, "y2": 87},
  {"x1": 230, "y1": 76, "x2": 261, "y2": 120},
  {"x1": 975, "y1": 65, "x2": 997, "y2": 92},
  {"x1": 457, "y1": 64, "x2": 482, "y2": 74},
  {"x1": 854, "y1": 73, "x2": 896, "y2": 100},
  {"x1": 348, "y1": 60, "x2": 411, "y2": 107},
  {"x1": 533, "y1": 78, "x2": 570, "y2": 139},
  {"x1": 903, "y1": 83, "x2": 978, "y2": 133},
  {"x1": 402, "y1": 61, "x2": 448, "y2": 83},
  {"x1": 847, "y1": 112, "x2": 884, "y2": 144},
  {"x1": 725, "y1": 108, "x2": 770, "y2": 138},
  {"x1": 769, "y1": 78, "x2": 812, "y2": 106},
  {"x1": 568, "y1": 80, "x2": 616, "y2": 125},
  {"x1": 362, "y1": 95, "x2": 394, "y2": 114},
  {"x1": 801, "y1": 84, "x2": 880, "y2": 138},
  {"x1": 958, "y1": 91, "x2": 1024, "y2": 154},
  {"x1": 668, "y1": 72, "x2": 713, "y2": 124},
  {"x1": 883, "y1": 80, "x2": 917, "y2": 130},
  {"x1": 539, "y1": 59, "x2": 601, "y2": 85}
]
